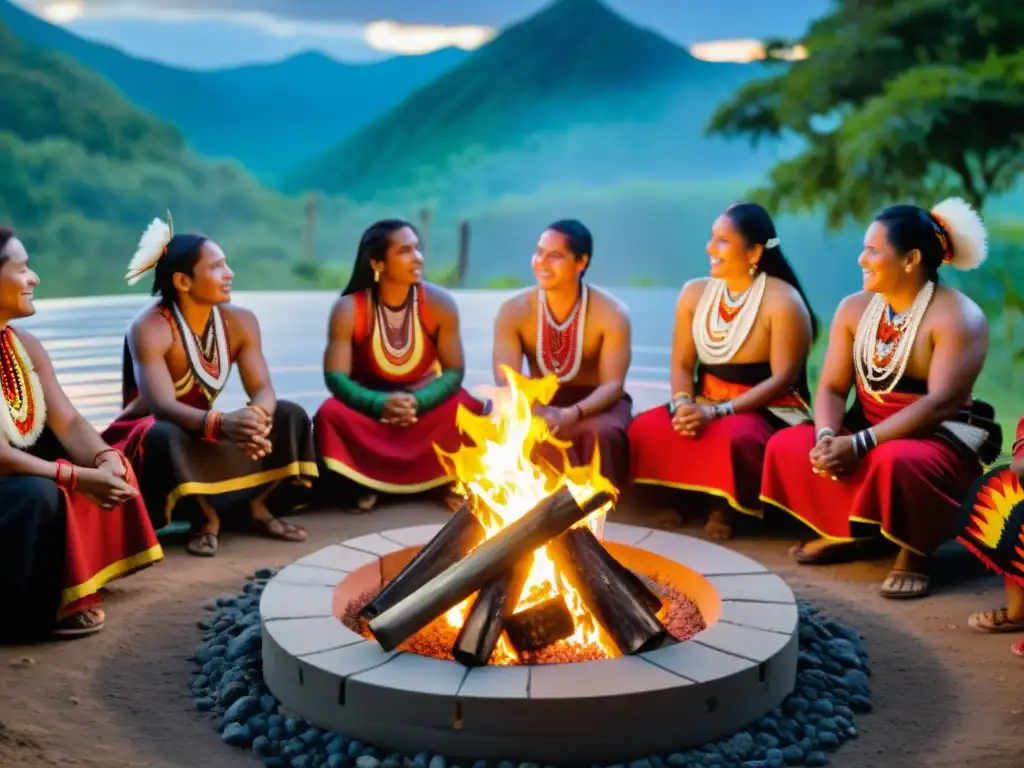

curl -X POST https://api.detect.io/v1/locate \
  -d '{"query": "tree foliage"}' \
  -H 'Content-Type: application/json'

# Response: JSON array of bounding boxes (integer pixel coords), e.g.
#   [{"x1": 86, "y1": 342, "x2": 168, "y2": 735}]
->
[{"x1": 706, "y1": 0, "x2": 1024, "y2": 226}]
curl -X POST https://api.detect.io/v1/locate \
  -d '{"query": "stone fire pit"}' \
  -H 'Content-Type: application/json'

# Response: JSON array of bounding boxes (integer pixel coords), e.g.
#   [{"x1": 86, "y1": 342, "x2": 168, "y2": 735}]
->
[{"x1": 260, "y1": 522, "x2": 798, "y2": 765}]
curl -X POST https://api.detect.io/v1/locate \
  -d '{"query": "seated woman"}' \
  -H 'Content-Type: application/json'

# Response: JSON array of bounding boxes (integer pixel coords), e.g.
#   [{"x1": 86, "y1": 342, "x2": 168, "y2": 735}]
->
[
  {"x1": 0, "y1": 228, "x2": 163, "y2": 641},
  {"x1": 760, "y1": 197, "x2": 999, "y2": 599},
  {"x1": 628, "y1": 202, "x2": 816, "y2": 539},
  {"x1": 957, "y1": 415, "x2": 1024, "y2": 658},
  {"x1": 314, "y1": 219, "x2": 485, "y2": 511},
  {"x1": 102, "y1": 215, "x2": 319, "y2": 557}
]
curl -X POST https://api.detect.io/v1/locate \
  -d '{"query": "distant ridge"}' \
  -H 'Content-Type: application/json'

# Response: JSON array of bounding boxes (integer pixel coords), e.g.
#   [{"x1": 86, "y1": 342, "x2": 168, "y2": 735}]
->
[
  {"x1": 0, "y1": 0, "x2": 469, "y2": 175},
  {"x1": 285, "y1": 0, "x2": 759, "y2": 200}
]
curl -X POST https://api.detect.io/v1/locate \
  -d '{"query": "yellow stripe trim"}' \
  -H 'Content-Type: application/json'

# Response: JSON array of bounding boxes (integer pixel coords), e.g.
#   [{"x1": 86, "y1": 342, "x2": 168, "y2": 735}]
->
[
  {"x1": 60, "y1": 543, "x2": 165, "y2": 608},
  {"x1": 164, "y1": 461, "x2": 320, "y2": 523},
  {"x1": 633, "y1": 478, "x2": 762, "y2": 518},
  {"x1": 322, "y1": 456, "x2": 454, "y2": 495},
  {"x1": 758, "y1": 493, "x2": 858, "y2": 543}
]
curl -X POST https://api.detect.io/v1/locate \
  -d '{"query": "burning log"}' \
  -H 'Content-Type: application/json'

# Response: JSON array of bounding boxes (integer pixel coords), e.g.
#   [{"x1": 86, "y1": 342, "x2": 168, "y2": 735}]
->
[
  {"x1": 504, "y1": 596, "x2": 575, "y2": 654},
  {"x1": 361, "y1": 501, "x2": 485, "y2": 620},
  {"x1": 549, "y1": 527, "x2": 667, "y2": 655},
  {"x1": 610, "y1": 556, "x2": 666, "y2": 615},
  {"x1": 451, "y1": 558, "x2": 531, "y2": 667},
  {"x1": 369, "y1": 486, "x2": 611, "y2": 652}
]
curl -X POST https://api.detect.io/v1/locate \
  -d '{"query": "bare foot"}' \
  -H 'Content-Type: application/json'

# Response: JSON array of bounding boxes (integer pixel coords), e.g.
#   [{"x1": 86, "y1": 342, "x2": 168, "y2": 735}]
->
[
  {"x1": 704, "y1": 508, "x2": 732, "y2": 540},
  {"x1": 649, "y1": 507, "x2": 682, "y2": 530},
  {"x1": 790, "y1": 537, "x2": 866, "y2": 565},
  {"x1": 53, "y1": 605, "x2": 105, "y2": 638},
  {"x1": 355, "y1": 492, "x2": 378, "y2": 512},
  {"x1": 880, "y1": 548, "x2": 931, "y2": 599},
  {"x1": 251, "y1": 497, "x2": 307, "y2": 542}
]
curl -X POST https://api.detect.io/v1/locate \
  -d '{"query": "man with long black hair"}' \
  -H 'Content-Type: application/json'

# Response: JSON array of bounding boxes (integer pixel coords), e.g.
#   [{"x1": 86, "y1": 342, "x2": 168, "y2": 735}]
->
[
  {"x1": 103, "y1": 215, "x2": 318, "y2": 557},
  {"x1": 314, "y1": 219, "x2": 484, "y2": 511}
]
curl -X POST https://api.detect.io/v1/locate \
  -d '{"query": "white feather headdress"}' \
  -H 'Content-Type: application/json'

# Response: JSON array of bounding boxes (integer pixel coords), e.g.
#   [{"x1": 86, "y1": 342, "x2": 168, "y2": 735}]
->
[
  {"x1": 125, "y1": 211, "x2": 174, "y2": 285},
  {"x1": 930, "y1": 197, "x2": 987, "y2": 272}
]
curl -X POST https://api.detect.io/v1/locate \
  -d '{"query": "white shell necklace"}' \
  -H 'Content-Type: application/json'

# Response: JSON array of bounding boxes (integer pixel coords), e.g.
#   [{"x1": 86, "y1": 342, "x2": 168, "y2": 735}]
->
[
  {"x1": 536, "y1": 283, "x2": 588, "y2": 382},
  {"x1": 853, "y1": 280, "x2": 935, "y2": 394},
  {"x1": 692, "y1": 272, "x2": 767, "y2": 365},
  {"x1": 171, "y1": 303, "x2": 231, "y2": 395}
]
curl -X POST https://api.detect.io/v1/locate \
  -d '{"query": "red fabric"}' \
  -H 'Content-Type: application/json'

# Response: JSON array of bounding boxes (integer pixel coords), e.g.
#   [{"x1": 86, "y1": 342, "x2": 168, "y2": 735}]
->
[
  {"x1": 629, "y1": 407, "x2": 778, "y2": 515},
  {"x1": 58, "y1": 472, "x2": 162, "y2": 611},
  {"x1": 314, "y1": 389, "x2": 486, "y2": 491},
  {"x1": 760, "y1": 384, "x2": 981, "y2": 555},
  {"x1": 628, "y1": 375, "x2": 804, "y2": 514},
  {"x1": 352, "y1": 285, "x2": 439, "y2": 387}
]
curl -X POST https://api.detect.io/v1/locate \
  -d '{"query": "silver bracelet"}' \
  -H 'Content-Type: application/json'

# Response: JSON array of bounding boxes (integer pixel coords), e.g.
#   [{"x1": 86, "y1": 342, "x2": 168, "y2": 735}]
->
[
  {"x1": 852, "y1": 428, "x2": 878, "y2": 458},
  {"x1": 816, "y1": 427, "x2": 836, "y2": 442},
  {"x1": 711, "y1": 401, "x2": 735, "y2": 420}
]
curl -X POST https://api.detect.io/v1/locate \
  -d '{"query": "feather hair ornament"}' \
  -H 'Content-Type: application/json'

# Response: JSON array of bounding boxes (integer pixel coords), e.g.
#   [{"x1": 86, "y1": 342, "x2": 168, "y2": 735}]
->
[
  {"x1": 125, "y1": 210, "x2": 174, "y2": 285},
  {"x1": 930, "y1": 197, "x2": 987, "y2": 272}
]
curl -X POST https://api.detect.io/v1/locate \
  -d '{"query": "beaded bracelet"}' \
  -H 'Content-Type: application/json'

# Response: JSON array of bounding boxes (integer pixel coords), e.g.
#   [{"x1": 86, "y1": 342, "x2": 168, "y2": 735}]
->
[
  {"x1": 202, "y1": 410, "x2": 223, "y2": 443},
  {"x1": 816, "y1": 427, "x2": 836, "y2": 442},
  {"x1": 852, "y1": 428, "x2": 878, "y2": 459},
  {"x1": 711, "y1": 401, "x2": 735, "y2": 420},
  {"x1": 668, "y1": 391, "x2": 693, "y2": 414},
  {"x1": 55, "y1": 458, "x2": 78, "y2": 492}
]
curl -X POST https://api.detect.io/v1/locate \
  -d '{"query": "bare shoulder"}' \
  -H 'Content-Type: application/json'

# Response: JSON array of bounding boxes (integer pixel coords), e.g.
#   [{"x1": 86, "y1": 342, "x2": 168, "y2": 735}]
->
[
  {"x1": 834, "y1": 291, "x2": 873, "y2": 327},
  {"x1": 933, "y1": 285, "x2": 987, "y2": 336},
  {"x1": 495, "y1": 287, "x2": 534, "y2": 323},
  {"x1": 423, "y1": 281, "x2": 459, "y2": 320},
  {"x1": 11, "y1": 327, "x2": 50, "y2": 369},
  {"x1": 677, "y1": 277, "x2": 710, "y2": 310},
  {"x1": 587, "y1": 285, "x2": 630, "y2": 328},
  {"x1": 129, "y1": 304, "x2": 173, "y2": 352},
  {"x1": 328, "y1": 293, "x2": 356, "y2": 324},
  {"x1": 763, "y1": 276, "x2": 810, "y2": 317},
  {"x1": 219, "y1": 303, "x2": 261, "y2": 345}
]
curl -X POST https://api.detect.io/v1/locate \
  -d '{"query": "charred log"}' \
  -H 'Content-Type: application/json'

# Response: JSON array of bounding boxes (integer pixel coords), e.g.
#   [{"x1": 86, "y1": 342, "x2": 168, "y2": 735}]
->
[
  {"x1": 504, "y1": 596, "x2": 575, "y2": 654},
  {"x1": 361, "y1": 501, "x2": 485, "y2": 620},
  {"x1": 452, "y1": 557, "x2": 531, "y2": 667},
  {"x1": 369, "y1": 487, "x2": 611, "y2": 652},
  {"x1": 549, "y1": 527, "x2": 667, "y2": 655}
]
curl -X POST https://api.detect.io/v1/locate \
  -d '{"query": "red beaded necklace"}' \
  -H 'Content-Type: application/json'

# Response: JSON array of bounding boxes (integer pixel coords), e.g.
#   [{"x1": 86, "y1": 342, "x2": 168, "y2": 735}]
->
[
  {"x1": 0, "y1": 327, "x2": 44, "y2": 447},
  {"x1": 537, "y1": 284, "x2": 588, "y2": 382}
]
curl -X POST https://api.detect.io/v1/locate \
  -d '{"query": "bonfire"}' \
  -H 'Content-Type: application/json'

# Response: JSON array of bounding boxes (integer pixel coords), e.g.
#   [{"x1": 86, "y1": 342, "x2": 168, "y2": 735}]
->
[{"x1": 343, "y1": 368, "x2": 704, "y2": 665}]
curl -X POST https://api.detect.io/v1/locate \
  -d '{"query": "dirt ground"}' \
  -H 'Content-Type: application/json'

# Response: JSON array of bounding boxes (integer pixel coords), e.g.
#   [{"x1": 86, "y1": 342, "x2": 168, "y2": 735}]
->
[{"x1": 1, "y1": 501, "x2": 1022, "y2": 768}]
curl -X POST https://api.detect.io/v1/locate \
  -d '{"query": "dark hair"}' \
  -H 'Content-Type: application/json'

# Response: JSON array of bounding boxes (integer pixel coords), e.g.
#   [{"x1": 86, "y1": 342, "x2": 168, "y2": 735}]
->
[
  {"x1": 151, "y1": 233, "x2": 208, "y2": 307},
  {"x1": 342, "y1": 219, "x2": 417, "y2": 297},
  {"x1": 872, "y1": 204, "x2": 949, "y2": 282},
  {"x1": 545, "y1": 219, "x2": 593, "y2": 276},
  {"x1": 725, "y1": 202, "x2": 819, "y2": 341},
  {"x1": 0, "y1": 227, "x2": 13, "y2": 266}
]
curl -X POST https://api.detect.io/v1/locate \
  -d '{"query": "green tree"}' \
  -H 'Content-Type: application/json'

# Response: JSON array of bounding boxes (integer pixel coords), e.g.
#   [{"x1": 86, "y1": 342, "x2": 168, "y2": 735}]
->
[{"x1": 706, "y1": 1, "x2": 1024, "y2": 227}]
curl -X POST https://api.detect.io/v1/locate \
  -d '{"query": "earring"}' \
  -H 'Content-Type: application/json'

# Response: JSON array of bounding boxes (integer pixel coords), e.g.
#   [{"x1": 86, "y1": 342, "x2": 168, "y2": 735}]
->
[
  {"x1": 748, "y1": 264, "x2": 758, "y2": 276},
  {"x1": 374, "y1": 269, "x2": 381, "y2": 283}
]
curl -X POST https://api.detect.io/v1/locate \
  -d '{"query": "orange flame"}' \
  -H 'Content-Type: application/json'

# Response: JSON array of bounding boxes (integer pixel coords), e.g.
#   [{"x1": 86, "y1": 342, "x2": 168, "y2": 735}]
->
[
  {"x1": 966, "y1": 469, "x2": 1024, "y2": 549},
  {"x1": 434, "y1": 366, "x2": 617, "y2": 663}
]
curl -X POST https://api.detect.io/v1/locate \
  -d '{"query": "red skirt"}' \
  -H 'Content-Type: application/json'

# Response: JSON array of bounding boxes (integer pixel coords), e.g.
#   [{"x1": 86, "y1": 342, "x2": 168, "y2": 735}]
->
[
  {"x1": 61, "y1": 476, "x2": 163, "y2": 613},
  {"x1": 314, "y1": 389, "x2": 486, "y2": 493},
  {"x1": 760, "y1": 424, "x2": 981, "y2": 555},
  {"x1": 629, "y1": 406, "x2": 778, "y2": 516}
]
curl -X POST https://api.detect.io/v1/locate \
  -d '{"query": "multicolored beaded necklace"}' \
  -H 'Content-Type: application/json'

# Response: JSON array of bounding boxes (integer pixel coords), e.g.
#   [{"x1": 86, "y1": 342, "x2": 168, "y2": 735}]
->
[
  {"x1": 0, "y1": 326, "x2": 46, "y2": 447},
  {"x1": 170, "y1": 303, "x2": 230, "y2": 403},
  {"x1": 536, "y1": 283, "x2": 588, "y2": 382},
  {"x1": 370, "y1": 286, "x2": 426, "y2": 377}
]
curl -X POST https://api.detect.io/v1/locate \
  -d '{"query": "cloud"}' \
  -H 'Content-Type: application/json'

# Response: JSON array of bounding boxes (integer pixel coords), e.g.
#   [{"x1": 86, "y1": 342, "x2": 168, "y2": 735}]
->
[
  {"x1": 22, "y1": 0, "x2": 497, "y2": 53},
  {"x1": 690, "y1": 39, "x2": 808, "y2": 63}
]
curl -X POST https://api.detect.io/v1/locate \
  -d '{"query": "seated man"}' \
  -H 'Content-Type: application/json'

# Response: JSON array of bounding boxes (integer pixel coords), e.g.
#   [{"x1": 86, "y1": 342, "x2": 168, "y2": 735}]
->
[
  {"x1": 102, "y1": 216, "x2": 318, "y2": 557},
  {"x1": 760, "y1": 198, "x2": 998, "y2": 599},
  {"x1": 314, "y1": 219, "x2": 485, "y2": 511},
  {"x1": 491, "y1": 219, "x2": 633, "y2": 489},
  {"x1": 0, "y1": 227, "x2": 163, "y2": 641}
]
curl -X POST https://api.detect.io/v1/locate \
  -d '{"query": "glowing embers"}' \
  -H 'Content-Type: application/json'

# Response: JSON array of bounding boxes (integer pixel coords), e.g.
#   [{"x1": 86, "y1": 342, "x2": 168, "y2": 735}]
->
[{"x1": 345, "y1": 369, "x2": 702, "y2": 665}]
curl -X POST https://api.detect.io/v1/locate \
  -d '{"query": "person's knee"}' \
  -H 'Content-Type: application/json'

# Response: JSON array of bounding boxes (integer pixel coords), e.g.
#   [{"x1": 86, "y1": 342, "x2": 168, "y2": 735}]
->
[
  {"x1": 20, "y1": 476, "x2": 64, "y2": 523},
  {"x1": 274, "y1": 400, "x2": 311, "y2": 423}
]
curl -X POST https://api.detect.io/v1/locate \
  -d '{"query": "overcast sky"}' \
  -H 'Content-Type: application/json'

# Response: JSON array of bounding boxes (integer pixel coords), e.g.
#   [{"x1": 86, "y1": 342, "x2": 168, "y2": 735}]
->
[{"x1": 15, "y1": 0, "x2": 830, "y2": 68}]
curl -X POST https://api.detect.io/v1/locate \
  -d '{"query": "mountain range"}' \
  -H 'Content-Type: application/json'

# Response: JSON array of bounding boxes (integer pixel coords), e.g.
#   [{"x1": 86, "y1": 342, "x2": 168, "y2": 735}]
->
[
  {"x1": 0, "y1": 0, "x2": 470, "y2": 177},
  {"x1": 285, "y1": 0, "x2": 780, "y2": 203}
]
